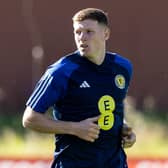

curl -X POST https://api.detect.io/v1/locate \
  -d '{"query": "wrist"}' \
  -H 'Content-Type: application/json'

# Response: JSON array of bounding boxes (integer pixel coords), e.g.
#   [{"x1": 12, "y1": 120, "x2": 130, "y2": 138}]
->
[{"x1": 65, "y1": 121, "x2": 78, "y2": 136}]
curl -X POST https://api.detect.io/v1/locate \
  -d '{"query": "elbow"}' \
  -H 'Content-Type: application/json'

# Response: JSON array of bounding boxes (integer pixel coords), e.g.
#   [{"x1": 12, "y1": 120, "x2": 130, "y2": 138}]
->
[
  {"x1": 22, "y1": 113, "x2": 32, "y2": 128},
  {"x1": 22, "y1": 117, "x2": 26, "y2": 128},
  {"x1": 22, "y1": 107, "x2": 36, "y2": 129},
  {"x1": 22, "y1": 116, "x2": 29, "y2": 128}
]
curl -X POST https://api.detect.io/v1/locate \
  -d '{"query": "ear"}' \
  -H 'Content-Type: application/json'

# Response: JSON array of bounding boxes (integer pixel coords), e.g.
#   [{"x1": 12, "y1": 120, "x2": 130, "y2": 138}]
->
[{"x1": 104, "y1": 27, "x2": 110, "y2": 40}]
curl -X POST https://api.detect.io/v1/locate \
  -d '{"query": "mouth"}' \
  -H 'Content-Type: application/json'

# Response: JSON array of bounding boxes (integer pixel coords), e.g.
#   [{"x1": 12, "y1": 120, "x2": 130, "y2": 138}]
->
[{"x1": 80, "y1": 44, "x2": 88, "y2": 50}]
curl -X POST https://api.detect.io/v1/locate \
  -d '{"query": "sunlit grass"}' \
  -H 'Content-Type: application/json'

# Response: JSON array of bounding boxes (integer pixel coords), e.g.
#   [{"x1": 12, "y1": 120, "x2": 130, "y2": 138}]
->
[
  {"x1": 1, "y1": 123, "x2": 167, "y2": 159},
  {"x1": 126, "y1": 124, "x2": 168, "y2": 158},
  {"x1": 0, "y1": 128, "x2": 54, "y2": 159},
  {"x1": 124, "y1": 97, "x2": 168, "y2": 158},
  {"x1": 0, "y1": 97, "x2": 167, "y2": 159}
]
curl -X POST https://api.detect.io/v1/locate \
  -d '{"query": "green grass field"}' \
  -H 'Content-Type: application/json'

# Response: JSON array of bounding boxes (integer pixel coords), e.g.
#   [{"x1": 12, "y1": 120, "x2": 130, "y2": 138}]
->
[
  {"x1": 0, "y1": 125, "x2": 167, "y2": 159},
  {"x1": 0, "y1": 102, "x2": 167, "y2": 159}
]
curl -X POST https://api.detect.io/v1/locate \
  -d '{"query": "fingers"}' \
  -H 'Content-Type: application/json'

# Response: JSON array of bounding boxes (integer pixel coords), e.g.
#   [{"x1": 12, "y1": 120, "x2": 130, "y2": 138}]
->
[
  {"x1": 87, "y1": 121, "x2": 100, "y2": 142},
  {"x1": 122, "y1": 132, "x2": 136, "y2": 148},
  {"x1": 75, "y1": 116, "x2": 100, "y2": 143},
  {"x1": 88, "y1": 115, "x2": 100, "y2": 122},
  {"x1": 121, "y1": 123, "x2": 136, "y2": 148},
  {"x1": 89, "y1": 132, "x2": 100, "y2": 142},
  {"x1": 122, "y1": 124, "x2": 132, "y2": 136},
  {"x1": 88, "y1": 131, "x2": 100, "y2": 142},
  {"x1": 81, "y1": 129, "x2": 100, "y2": 143}
]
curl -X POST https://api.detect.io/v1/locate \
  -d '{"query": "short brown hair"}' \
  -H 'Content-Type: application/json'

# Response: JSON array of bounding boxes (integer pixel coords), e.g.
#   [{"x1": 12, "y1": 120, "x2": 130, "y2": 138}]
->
[{"x1": 72, "y1": 8, "x2": 109, "y2": 26}]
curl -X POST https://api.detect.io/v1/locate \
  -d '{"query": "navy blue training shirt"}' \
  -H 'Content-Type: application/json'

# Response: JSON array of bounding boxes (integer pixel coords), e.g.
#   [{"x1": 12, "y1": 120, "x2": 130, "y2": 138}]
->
[{"x1": 26, "y1": 51, "x2": 133, "y2": 168}]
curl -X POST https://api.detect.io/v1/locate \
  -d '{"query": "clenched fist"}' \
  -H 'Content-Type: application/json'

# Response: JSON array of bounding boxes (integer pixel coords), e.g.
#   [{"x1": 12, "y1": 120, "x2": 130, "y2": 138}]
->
[
  {"x1": 72, "y1": 116, "x2": 100, "y2": 142},
  {"x1": 121, "y1": 123, "x2": 136, "y2": 148}
]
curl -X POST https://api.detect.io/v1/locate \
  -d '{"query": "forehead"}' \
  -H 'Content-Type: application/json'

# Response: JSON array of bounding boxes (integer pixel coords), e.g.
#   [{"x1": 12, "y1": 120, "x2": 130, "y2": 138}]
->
[{"x1": 73, "y1": 19, "x2": 101, "y2": 30}]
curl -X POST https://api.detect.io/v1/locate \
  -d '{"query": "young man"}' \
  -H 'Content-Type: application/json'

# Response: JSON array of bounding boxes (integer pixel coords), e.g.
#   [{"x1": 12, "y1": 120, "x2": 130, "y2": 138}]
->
[{"x1": 22, "y1": 8, "x2": 136, "y2": 168}]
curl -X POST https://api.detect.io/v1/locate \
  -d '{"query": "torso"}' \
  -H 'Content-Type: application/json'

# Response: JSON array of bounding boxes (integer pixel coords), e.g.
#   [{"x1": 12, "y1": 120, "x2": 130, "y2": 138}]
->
[{"x1": 51, "y1": 51, "x2": 132, "y2": 167}]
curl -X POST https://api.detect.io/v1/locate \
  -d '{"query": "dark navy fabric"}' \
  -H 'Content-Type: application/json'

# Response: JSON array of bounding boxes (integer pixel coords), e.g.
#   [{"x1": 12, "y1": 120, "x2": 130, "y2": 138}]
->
[{"x1": 26, "y1": 51, "x2": 132, "y2": 168}]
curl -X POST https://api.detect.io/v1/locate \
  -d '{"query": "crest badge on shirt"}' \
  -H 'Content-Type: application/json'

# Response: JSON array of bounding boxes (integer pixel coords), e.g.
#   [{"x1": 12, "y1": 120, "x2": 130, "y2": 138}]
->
[{"x1": 114, "y1": 74, "x2": 125, "y2": 89}]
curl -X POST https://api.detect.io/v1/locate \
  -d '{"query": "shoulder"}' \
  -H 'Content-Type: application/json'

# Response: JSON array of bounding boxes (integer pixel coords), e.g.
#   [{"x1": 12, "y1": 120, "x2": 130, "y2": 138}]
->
[
  {"x1": 46, "y1": 51, "x2": 80, "y2": 77},
  {"x1": 107, "y1": 52, "x2": 133, "y2": 76}
]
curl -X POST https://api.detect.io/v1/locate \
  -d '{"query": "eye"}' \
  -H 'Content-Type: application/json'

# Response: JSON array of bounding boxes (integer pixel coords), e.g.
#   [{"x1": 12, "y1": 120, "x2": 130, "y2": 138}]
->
[
  {"x1": 74, "y1": 30, "x2": 81, "y2": 35},
  {"x1": 86, "y1": 30, "x2": 93, "y2": 34}
]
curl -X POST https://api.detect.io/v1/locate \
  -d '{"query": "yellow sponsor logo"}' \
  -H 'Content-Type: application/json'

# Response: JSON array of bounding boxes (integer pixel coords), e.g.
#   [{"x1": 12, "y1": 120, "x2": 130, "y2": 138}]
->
[{"x1": 98, "y1": 95, "x2": 115, "y2": 130}]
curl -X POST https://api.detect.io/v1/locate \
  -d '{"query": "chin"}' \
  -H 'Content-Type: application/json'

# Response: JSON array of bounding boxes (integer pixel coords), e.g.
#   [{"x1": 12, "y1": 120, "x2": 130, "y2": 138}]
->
[
  {"x1": 79, "y1": 51, "x2": 86, "y2": 57},
  {"x1": 79, "y1": 52, "x2": 85, "y2": 56}
]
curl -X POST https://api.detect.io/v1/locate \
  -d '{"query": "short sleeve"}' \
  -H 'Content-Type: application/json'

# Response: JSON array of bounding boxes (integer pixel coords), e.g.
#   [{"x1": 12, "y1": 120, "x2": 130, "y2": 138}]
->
[{"x1": 26, "y1": 70, "x2": 66, "y2": 113}]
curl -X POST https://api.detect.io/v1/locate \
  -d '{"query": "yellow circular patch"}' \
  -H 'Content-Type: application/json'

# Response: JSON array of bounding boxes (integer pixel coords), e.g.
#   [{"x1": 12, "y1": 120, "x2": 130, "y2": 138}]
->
[
  {"x1": 98, "y1": 95, "x2": 115, "y2": 130},
  {"x1": 115, "y1": 74, "x2": 125, "y2": 89},
  {"x1": 98, "y1": 113, "x2": 114, "y2": 130},
  {"x1": 98, "y1": 95, "x2": 115, "y2": 114}
]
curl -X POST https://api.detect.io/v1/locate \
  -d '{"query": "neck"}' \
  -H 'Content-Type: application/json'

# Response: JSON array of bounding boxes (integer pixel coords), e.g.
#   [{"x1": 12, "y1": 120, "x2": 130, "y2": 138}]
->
[{"x1": 86, "y1": 49, "x2": 106, "y2": 65}]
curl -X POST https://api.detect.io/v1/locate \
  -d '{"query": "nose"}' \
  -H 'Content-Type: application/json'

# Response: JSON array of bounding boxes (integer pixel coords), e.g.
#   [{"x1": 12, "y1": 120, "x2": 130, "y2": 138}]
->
[{"x1": 79, "y1": 32, "x2": 87, "y2": 41}]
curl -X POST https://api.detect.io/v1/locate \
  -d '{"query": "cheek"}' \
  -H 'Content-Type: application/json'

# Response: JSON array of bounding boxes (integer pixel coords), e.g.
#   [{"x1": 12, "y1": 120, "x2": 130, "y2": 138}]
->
[
  {"x1": 93, "y1": 32, "x2": 104, "y2": 42},
  {"x1": 93, "y1": 37, "x2": 104, "y2": 47},
  {"x1": 74, "y1": 36, "x2": 79, "y2": 45}
]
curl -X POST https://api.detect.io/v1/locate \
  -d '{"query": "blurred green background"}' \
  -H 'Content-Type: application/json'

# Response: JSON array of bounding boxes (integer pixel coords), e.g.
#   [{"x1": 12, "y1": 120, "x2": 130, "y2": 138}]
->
[
  {"x1": 0, "y1": 0, "x2": 168, "y2": 159},
  {"x1": 0, "y1": 97, "x2": 168, "y2": 159}
]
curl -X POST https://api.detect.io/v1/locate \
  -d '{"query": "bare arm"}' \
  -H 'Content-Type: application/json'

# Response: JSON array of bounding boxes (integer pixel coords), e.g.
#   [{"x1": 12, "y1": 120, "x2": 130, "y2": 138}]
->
[{"x1": 22, "y1": 106, "x2": 100, "y2": 142}]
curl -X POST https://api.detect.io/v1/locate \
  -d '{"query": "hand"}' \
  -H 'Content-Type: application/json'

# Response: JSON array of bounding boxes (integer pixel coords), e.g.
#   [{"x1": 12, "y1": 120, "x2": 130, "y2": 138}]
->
[
  {"x1": 73, "y1": 116, "x2": 100, "y2": 142},
  {"x1": 121, "y1": 123, "x2": 136, "y2": 148}
]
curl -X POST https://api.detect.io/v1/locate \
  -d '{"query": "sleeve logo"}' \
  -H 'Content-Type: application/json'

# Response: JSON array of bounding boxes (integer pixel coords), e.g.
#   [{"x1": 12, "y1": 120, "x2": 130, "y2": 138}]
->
[{"x1": 114, "y1": 74, "x2": 125, "y2": 89}]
